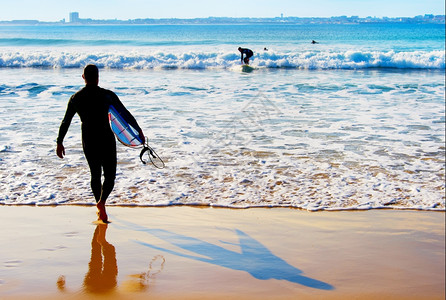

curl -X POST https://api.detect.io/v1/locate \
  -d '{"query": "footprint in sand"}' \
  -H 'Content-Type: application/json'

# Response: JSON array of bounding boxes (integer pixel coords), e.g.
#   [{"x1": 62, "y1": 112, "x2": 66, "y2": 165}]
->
[
  {"x1": 40, "y1": 245, "x2": 68, "y2": 252},
  {"x1": 64, "y1": 232, "x2": 79, "y2": 237},
  {"x1": 4, "y1": 260, "x2": 22, "y2": 268}
]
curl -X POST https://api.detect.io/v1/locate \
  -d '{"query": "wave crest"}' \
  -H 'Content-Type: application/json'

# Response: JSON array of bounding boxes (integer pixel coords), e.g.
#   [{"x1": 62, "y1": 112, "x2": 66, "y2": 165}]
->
[{"x1": 0, "y1": 49, "x2": 444, "y2": 70}]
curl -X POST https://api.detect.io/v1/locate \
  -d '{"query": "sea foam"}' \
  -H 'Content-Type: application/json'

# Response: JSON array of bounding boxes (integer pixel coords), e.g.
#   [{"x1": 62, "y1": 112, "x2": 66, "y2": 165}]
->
[
  {"x1": 0, "y1": 67, "x2": 444, "y2": 211},
  {"x1": 0, "y1": 49, "x2": 444, "y2": 70}
]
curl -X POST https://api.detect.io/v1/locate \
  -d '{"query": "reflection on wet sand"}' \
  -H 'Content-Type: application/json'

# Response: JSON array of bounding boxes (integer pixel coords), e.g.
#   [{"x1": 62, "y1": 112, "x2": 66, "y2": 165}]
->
[
  {"x1": 83, "y1": 224, "x2": 118, "y2": 294},
  {"x1": 56, "y1": 224, "x2": 117, "y2": 295},
  {"x1": 57, "y1": 224, "x2": 165, "y2": 297}
]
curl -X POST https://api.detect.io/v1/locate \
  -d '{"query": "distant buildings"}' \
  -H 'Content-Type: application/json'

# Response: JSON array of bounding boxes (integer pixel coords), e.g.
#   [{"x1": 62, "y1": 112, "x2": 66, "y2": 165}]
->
[
  {"x1": 69, "y1": 12, "x2": 79, "y2": 23},
  {"x1": 0, "y1": 12, "x2": 444, "y2": 25},
  {"x1": 64, "y1": 12, "x2": 445, "y2": 25}
]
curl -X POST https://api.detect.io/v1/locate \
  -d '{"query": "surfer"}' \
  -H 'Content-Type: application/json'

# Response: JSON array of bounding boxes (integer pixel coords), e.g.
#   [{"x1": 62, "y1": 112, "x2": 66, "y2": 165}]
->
[
  {"x1": 56, "y1": 64, "x2": 143, "y2": 222},
  {"x1": 238, "y1": 47, "x2": 254, "y2": 65}
]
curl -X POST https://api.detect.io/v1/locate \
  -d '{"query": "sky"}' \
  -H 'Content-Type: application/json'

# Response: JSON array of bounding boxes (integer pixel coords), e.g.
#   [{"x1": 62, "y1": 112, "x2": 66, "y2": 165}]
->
[{"x1": 0, "y1": 0, "x2": 444, "y2": 21}]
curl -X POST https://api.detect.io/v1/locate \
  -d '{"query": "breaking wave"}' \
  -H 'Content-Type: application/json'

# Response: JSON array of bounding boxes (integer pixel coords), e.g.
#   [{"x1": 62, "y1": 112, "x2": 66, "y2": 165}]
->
[{"x1": 0, "y1": 49, "x2": 444, "y2": 70}]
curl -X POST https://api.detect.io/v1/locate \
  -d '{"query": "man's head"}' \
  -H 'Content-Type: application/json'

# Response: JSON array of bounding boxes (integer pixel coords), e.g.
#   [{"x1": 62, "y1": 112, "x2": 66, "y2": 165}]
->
[{"x1": 82, "y1": 64, "x2": 99, "y2": 85}]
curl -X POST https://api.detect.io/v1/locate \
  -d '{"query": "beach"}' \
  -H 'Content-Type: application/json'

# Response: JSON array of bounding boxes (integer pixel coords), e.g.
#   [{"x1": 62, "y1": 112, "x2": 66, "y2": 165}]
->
[
  {"x1": 0, "y1": 22, "x2": 445, "y2": 299},
  {"x1": 0, "y1": 206, "x2": 444, "y2": 299}
]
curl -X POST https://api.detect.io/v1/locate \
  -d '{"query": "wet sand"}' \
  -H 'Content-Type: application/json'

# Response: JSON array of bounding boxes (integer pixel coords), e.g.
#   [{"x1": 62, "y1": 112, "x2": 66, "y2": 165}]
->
[{"x1": 0, "y1": 206, "x2": 444, "y2": 299}]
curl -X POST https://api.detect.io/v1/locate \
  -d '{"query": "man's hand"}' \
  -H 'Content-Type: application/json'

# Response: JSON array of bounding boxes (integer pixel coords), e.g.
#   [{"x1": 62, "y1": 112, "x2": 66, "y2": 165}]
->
[{"x1": 56, "y1": 143, "x2": 65, "y2": 159}]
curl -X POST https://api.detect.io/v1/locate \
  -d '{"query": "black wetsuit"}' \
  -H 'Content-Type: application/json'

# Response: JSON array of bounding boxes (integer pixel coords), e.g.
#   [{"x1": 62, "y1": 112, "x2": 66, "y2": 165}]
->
[
  {"x1": 239, "y1": 48, "x2": 254, "y2": 64},
  {"x1": 57, "y1": 85, "x2": 140, "y2": 203}
]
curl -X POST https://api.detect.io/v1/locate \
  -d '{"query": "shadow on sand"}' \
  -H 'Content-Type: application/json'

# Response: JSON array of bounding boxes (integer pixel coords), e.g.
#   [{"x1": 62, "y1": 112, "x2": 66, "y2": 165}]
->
[{"x1": 116, "y1": 219, "x2": 334, "y2": 291}]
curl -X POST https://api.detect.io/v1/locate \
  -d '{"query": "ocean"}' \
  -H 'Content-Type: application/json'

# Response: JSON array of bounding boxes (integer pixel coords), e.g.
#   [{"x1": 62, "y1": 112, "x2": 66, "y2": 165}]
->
[{"x1": 0, "y1": 23, "x2": 444, "y2": 210}]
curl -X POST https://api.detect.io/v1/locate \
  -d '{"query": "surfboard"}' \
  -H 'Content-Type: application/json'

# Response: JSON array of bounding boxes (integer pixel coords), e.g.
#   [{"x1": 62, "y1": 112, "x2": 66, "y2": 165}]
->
[
  {"x1": 241, "y1": 64, "x2": 255, "y2": 73},
  {"x1": 108, "y1": 104, "x2": 144, "y2": 147}
]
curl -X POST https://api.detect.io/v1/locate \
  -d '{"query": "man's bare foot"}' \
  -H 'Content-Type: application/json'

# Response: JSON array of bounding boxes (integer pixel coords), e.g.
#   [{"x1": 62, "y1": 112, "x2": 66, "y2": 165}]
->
[{"x1": 96, "y1": 201, "x2": 108, "y2": 223}]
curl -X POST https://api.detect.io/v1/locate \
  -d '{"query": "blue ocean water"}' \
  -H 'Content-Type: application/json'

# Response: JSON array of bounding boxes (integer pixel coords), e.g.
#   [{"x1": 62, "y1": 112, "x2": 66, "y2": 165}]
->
[
  {"x1": 0, "y1": 23, "x2": 444, "y2": 48},
  {"x1": 0, "y1": 24, "x2": 444, "y2": 69},
  {"x1": 0, "y1": 24, "x2": 444, "y2": 210}
]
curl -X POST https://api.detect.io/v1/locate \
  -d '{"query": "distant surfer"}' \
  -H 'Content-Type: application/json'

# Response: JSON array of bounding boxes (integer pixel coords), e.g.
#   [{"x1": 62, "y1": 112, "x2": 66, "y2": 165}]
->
[
  {"x1": 238, "y1": 47, "x2": 254, "y2": 65},
  {"x1": 56, "y1": 64, "x2": 144, "y2": 223},
  {"x1": 311, "y1": 40, "x2": 319, "y2": 44}
]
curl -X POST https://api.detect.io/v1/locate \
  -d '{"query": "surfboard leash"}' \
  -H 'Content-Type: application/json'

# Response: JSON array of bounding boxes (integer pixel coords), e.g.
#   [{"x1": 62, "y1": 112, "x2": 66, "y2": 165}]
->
[{"x1": 140, "y1": 138, "x2": 165, "y2": 169}]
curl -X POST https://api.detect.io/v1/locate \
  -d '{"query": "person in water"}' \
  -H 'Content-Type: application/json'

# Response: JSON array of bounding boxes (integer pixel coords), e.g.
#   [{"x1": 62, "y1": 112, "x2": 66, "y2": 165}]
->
[
  {"x1": 56, "y1": 64, "x2": 143, "y2": 222},
  {"x1": 238, "y1": 47, "x2": 254, "y2": 65}
]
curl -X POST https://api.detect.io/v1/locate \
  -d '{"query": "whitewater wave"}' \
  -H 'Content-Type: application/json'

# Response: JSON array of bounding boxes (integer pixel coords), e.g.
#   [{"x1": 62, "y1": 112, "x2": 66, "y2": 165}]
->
[{"x1": 0, "y1": 49, "x2": 444, "y2": 70}]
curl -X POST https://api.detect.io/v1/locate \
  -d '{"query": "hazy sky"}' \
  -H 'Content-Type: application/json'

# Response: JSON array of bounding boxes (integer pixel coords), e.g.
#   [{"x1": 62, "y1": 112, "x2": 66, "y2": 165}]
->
[{"x1": 0, "y1": 0, "x2": 444, "y2": 21}]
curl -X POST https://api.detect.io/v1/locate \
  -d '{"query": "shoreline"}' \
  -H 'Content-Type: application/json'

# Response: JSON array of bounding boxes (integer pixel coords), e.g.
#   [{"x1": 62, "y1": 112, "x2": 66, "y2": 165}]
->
[
  {"x1": 1, "y1": 203, "x2": 445, "y2": 212},
  {"x1": 0, "y1": 206, "x2": 444, "y2": 299}
]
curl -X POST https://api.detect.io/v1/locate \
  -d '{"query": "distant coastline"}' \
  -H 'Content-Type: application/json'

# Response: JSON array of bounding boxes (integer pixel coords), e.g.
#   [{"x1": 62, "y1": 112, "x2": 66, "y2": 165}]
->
[{"x1": 0, "y1": 14, "x2": 444, "y2": 25}]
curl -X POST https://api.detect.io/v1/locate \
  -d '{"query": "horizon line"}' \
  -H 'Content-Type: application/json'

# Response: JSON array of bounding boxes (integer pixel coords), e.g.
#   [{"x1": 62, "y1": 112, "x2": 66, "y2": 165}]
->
[{"x1": 0, "y1": 13, "x2": 445, "y2": 23}]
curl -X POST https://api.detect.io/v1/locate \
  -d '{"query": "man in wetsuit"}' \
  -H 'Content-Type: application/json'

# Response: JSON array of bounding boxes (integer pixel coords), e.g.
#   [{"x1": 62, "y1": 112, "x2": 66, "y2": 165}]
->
[
  {"x1": 238, "y1": 47, "x2": 254, "y2": 65},
  {"x1": 56, "y1": 64, "x2": 143, "y2": 222}
]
